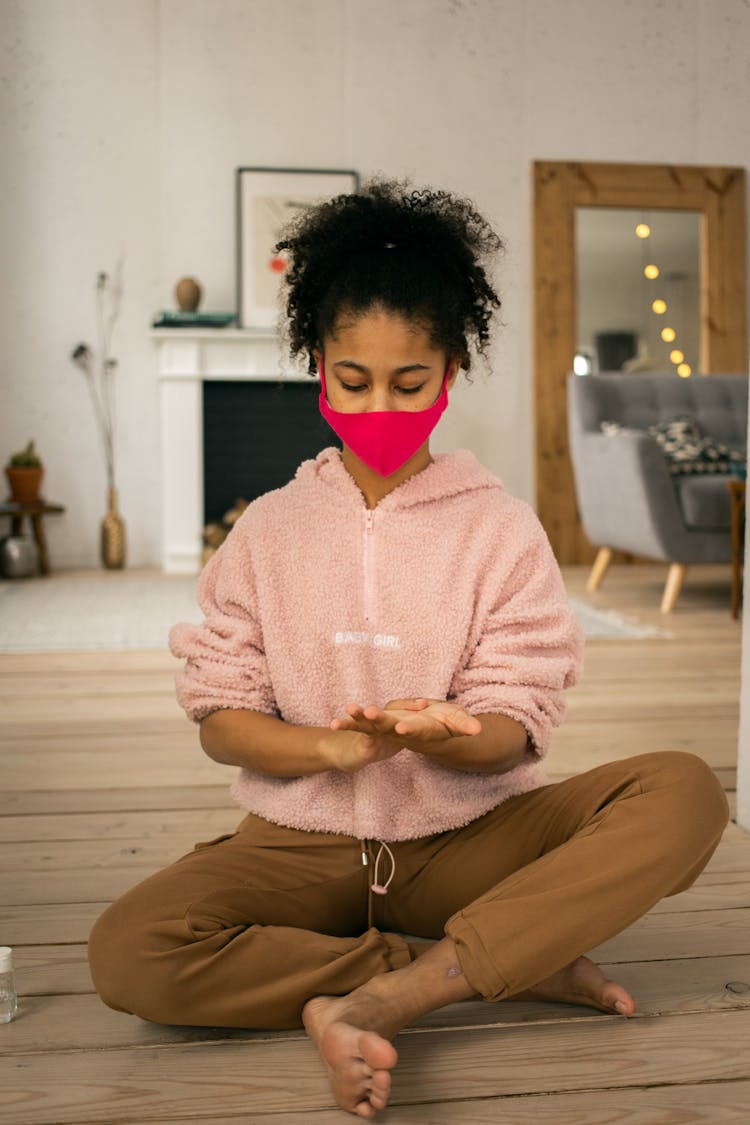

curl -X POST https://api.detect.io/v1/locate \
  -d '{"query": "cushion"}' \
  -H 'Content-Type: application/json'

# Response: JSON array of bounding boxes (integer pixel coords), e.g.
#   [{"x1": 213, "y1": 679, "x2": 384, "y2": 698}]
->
[
  {"x1": 674, "y1": 475, "x2": 733, "y2": 530},
  {"x1": 601, "y1": 414, "x2": 745, "y2": 477}
]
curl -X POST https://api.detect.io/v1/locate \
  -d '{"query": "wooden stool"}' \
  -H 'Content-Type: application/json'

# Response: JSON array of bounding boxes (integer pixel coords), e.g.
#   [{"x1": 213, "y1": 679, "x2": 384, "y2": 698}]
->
[{"x1": 0, "y1": 499, "x2": 65, "y2": 576}]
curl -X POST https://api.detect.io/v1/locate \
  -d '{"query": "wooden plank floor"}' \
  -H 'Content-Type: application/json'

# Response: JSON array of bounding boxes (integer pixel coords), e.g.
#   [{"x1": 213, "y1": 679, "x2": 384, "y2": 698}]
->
[{"x1": 1, "y1": 562, "x2": 749, "y2": 1123}]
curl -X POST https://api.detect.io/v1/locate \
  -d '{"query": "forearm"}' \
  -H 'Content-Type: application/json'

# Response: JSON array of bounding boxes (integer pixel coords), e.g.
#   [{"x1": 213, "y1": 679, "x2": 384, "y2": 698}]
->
[
  {"x1": 424, "y1": 712, "x2": 530, "y2": 774},
  {"x1": 199, "y1": 709, "x2": 335, "y2": 777}
]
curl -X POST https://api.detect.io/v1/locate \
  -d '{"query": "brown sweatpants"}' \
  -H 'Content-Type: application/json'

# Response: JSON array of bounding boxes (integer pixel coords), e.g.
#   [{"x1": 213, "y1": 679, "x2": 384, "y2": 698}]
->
[{"x1": 88, "y1": 751, "x2": 729, "y2": 1030}]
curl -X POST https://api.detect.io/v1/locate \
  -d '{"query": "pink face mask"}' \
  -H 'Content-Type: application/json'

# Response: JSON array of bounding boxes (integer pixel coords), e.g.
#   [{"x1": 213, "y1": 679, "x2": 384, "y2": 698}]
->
[{"x1": 318, "y1": 360, "x2": 450, "y2": 478}]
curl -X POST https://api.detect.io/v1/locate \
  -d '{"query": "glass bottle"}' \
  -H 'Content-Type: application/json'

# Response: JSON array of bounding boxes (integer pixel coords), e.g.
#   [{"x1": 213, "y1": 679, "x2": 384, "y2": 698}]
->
[{"x1": 0, "y1": 946, "x2": 18, "y2": 1023}]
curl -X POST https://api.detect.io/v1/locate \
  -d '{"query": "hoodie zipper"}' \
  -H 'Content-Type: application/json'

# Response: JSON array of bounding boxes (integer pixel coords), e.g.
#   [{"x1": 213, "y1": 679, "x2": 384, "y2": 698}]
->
[{"x1": 363, "y1": 509, "x2": 375, "y2": 625}]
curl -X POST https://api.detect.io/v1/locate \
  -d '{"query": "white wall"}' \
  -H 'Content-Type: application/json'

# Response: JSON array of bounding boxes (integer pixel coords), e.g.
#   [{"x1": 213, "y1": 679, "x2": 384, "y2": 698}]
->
[
  {"x1": 0, "y1": 0, "x2": 159, "y2": 567},
  {"x1": 2, "y1": 0, "x2": 750, "y2": 569}
]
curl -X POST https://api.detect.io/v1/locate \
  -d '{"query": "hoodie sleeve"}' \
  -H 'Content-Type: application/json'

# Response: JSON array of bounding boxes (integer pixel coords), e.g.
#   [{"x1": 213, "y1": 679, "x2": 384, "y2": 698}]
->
[
  {"x1": 168, "y1": 519, "x2": 278, "y2": 723},
  {"x1": 448, "y1": 504, "x2": 584, "y2": 758}
]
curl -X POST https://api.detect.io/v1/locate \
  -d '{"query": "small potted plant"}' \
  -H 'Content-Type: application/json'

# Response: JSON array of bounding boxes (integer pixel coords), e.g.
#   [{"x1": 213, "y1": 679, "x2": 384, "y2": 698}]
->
[{"x1": 5, "y1": 441, "x2": 44, "y2": 503}]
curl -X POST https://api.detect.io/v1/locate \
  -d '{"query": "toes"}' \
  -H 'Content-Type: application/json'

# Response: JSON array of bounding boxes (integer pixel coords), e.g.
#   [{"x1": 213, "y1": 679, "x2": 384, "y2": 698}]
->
[
  {"x1": 315, "y1": 1019, "x2": 396, "y2": 1116},
  {"x1": 369, "y1": 1069, "x2": 392, "y2": 1105},
  {"x1": 358, "y1": 1030, "x2": 398, "y2": 1072},
  {"x1": 355, "y1": 1081, "x2": 390, "y2": 1118},
  {"x1": 370, "y1": 1069, "x2": 392, "y2": 1093},
  {"x1": 611, "y1": 994, "x2": 636, "y2": 1016},
  {"x1": 600, "y1": 980, "x2": 636, "y2": 1017}
]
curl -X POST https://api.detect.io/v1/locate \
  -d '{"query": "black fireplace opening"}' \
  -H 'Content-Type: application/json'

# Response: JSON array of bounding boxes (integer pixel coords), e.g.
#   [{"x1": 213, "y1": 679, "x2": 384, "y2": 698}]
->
[{"x1": 203, "y1": 380, "x2": 339, "y2": 525}]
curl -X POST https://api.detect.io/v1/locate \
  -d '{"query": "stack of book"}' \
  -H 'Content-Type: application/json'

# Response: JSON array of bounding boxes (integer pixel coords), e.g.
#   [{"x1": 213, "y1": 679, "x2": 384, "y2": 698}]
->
[{"x1": 151, "y1": 311, "x2": 236, "y2": 328}]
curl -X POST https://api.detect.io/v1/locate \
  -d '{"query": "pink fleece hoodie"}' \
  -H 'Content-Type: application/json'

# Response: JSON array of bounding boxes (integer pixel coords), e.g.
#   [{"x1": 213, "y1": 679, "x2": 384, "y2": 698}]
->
[{"x1": 169, "y1": 447, "x2": 584, "y2": 842}]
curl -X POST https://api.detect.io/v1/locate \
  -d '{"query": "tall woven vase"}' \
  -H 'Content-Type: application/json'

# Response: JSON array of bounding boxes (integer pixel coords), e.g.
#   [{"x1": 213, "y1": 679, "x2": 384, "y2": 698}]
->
[{"x1": 101, "y1": 487, "x2": 126, "y2": 569}]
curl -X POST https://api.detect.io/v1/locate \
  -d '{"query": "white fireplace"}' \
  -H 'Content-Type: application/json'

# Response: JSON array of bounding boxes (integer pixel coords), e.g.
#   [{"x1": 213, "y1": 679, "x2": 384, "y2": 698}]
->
[{"x1": 153, "y1": 328, "x2": 313, "y2": 574}]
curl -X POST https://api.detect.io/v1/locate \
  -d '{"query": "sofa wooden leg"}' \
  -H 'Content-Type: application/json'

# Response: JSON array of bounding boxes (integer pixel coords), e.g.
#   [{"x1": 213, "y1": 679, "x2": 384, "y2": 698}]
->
[
  {"x1": 587, "y1": 547, "x2": 613, "y2": 593},
  {"x1": 661, "y1": 563, "x2": 687, "y2": 613}
]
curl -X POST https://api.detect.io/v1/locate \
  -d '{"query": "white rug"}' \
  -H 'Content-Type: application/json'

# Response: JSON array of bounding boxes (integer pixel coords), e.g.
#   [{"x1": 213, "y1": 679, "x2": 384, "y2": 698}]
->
[
  {"x1": 567, "y1": 595, "x2": 669, "y2": 640},
  {"x1": 0, "y1": 570, "x2": 203, "y2": 653},
  {"x1": 0, "y1": 570, "x2": 667, "y2": 653}
]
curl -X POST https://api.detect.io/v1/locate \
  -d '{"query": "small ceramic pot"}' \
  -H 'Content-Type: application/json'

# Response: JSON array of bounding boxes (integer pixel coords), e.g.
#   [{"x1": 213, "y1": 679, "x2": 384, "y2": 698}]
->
[
  {"x1": 5, "y1": 466, "x2": 44, "y2": 503},
  {"x1": 0, "y1": 535, "x2": 40, "y2": 578}
]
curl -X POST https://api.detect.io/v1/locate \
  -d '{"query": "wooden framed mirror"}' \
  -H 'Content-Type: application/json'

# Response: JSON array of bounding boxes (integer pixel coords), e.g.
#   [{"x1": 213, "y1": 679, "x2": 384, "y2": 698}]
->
[{"x1": 533, "y1": 160, "x2": 747, "y2": 563}]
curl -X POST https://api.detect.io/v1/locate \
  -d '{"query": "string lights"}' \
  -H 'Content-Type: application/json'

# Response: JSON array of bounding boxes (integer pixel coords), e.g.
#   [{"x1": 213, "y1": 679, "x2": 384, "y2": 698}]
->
[{"x1": 635, "y1": 217, "x2": 692, "y2": 377}]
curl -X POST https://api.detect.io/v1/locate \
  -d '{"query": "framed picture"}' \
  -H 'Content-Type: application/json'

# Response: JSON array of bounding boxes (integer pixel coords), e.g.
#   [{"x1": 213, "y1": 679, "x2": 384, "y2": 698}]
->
[{"x1": 236, "y1": 166, "x2": 359, "y2": 328}]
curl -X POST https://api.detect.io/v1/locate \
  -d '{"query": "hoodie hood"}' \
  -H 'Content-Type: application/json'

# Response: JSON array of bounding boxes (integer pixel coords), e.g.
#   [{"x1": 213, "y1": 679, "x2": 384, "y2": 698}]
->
[{"x1": 299, "y1": 446, "x2": 502, "y2": 511}]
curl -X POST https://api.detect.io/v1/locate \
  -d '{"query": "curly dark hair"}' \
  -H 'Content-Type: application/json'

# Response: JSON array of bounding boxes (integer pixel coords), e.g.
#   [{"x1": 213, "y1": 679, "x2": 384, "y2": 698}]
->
[{"x1": 275, "y1": 178, "x2": 503, "y2": 374}]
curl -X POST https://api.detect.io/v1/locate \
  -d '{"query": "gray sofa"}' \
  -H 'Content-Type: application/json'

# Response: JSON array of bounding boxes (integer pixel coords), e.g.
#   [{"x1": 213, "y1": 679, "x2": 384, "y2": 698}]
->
[{"x1": 567, "y1": 372, "x2": 748, "y2": 611}]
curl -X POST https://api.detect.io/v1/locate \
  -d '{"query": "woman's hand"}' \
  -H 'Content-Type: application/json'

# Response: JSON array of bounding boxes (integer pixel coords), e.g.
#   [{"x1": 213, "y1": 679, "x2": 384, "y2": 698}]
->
[
  {"x1": 327, "y1": 700, "x2": 528, "y2": 774},
  {"x1": 319, "y1": 726, "x2": 405, "y2": 774},
  {"x1": 329, "y1": 698, "x2": 482, "y2": 754}
]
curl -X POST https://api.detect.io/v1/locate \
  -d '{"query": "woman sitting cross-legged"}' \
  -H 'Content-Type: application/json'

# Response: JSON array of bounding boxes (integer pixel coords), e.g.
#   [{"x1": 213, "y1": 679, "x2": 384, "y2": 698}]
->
[{"x1": 88, "y1": 179, "x2": 729, "y2": 1119}]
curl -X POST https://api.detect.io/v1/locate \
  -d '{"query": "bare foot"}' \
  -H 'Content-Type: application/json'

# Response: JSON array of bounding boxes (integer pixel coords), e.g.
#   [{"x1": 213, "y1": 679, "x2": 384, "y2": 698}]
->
[
  {"x1": 513, "y1": 954, "x2": 636, "y2": 1016},
  {"x1": 302, "y1": 937, "x2": 475, "y2": 1116},
  {"x1": 303, "y1": 990, "x2": 399, "y2": 1118}
]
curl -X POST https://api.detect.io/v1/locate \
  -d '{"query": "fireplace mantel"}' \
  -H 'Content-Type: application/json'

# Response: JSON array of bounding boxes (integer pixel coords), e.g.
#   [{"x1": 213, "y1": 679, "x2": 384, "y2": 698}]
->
[{"x1": 153, "y1": 328, "x2": 313, "y2": 573}]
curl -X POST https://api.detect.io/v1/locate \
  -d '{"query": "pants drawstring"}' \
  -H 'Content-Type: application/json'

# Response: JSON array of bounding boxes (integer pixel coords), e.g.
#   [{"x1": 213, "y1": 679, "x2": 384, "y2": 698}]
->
[
  {"x1": 360, "y1": 838, "x2": 397, "y2": 928},
  {"x1": 371, "y1": 841, "x2": 396, "y2": 895}
]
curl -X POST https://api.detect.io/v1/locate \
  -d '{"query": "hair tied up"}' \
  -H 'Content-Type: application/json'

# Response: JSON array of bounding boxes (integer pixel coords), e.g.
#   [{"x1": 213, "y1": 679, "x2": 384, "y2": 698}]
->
[{"x1": 276, "y1": 177, "x2": 504, "y2": 374}]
